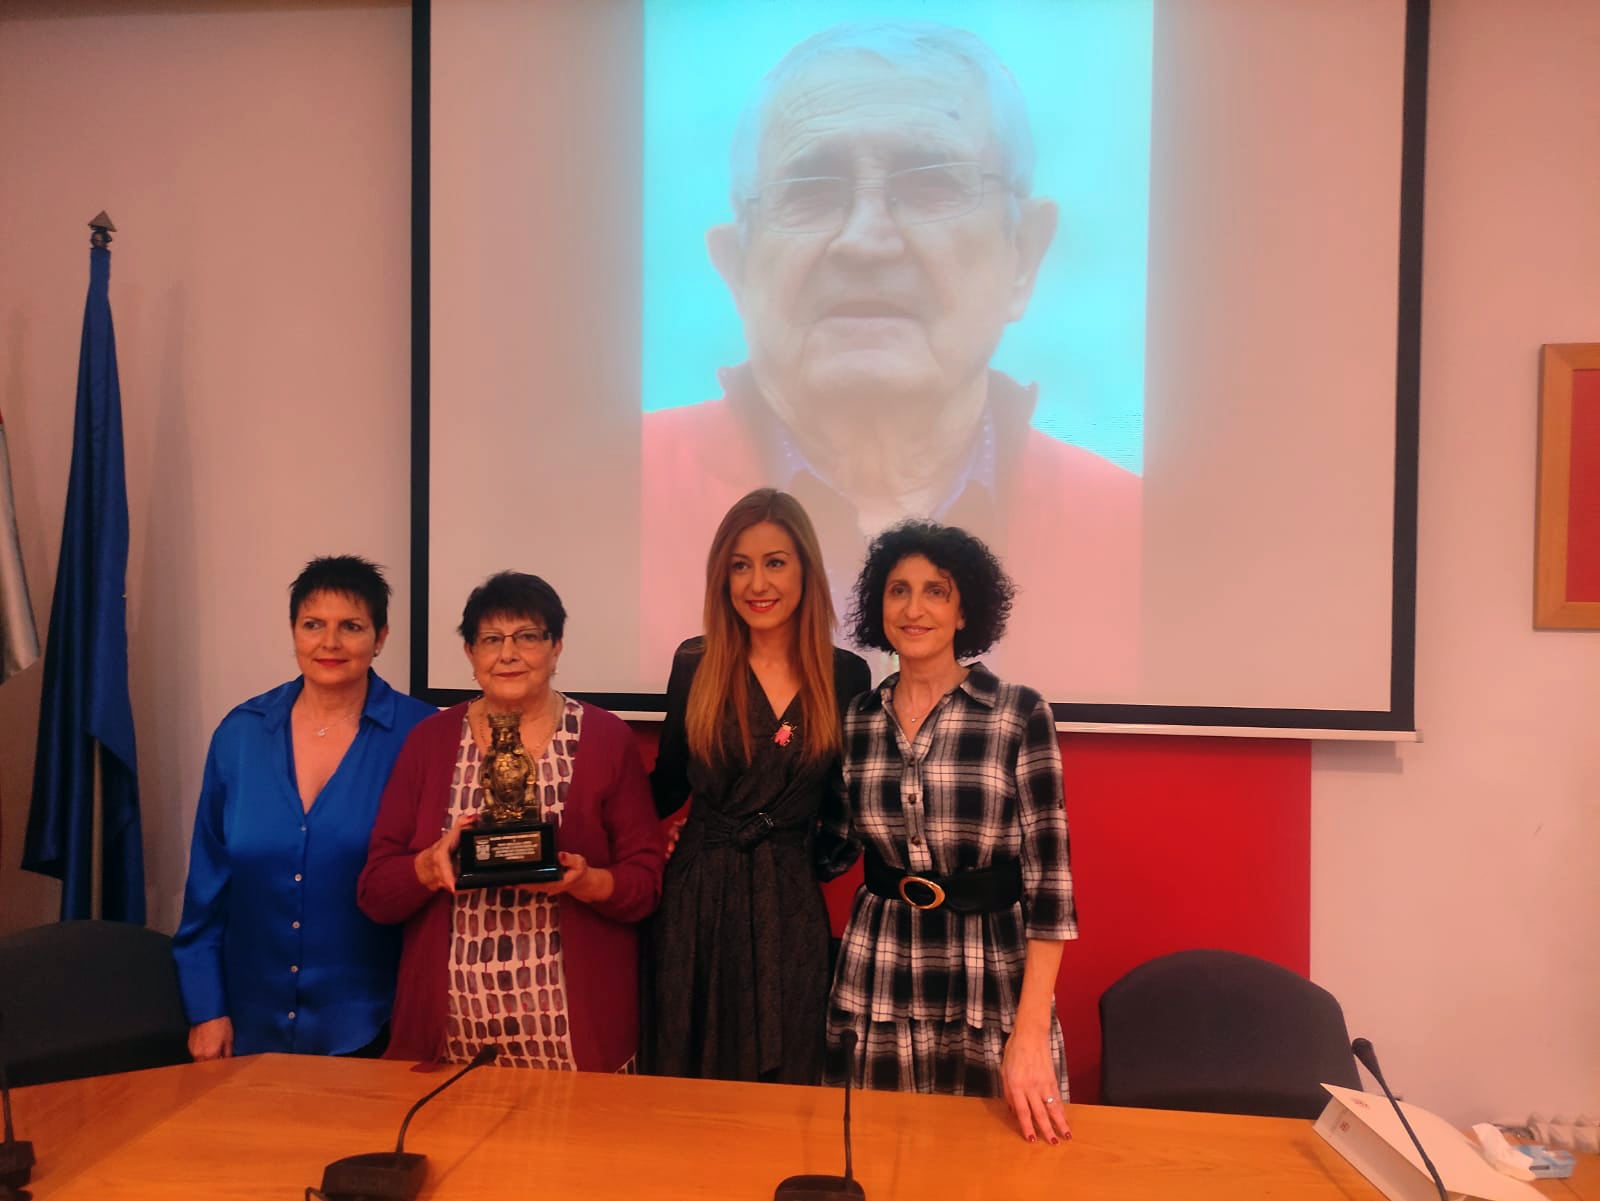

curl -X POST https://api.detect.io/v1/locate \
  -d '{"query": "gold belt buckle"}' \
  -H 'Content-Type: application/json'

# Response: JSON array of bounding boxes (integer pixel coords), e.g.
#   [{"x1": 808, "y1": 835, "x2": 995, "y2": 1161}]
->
[{"x1": 897, "y1": 875, "x2": 947, "y2": 910}]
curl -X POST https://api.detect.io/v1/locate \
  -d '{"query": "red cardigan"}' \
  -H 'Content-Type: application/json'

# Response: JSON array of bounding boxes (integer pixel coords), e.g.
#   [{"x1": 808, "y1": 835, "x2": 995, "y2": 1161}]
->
[{"x1": 357, "y1": 701, "x2": 664, "y2": 1071}]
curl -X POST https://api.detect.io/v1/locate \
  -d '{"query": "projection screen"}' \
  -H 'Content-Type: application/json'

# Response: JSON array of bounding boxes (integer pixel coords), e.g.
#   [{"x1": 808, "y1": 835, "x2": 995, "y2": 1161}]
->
[{"x1": 414, "y1": 0, "x2": 1425, "y2": 735}]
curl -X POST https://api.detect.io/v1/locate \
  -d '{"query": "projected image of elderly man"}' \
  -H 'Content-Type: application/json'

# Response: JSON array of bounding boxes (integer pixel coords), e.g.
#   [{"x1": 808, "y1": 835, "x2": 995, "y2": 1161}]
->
[{"x1": 642, "y1": 22, "x2": 1138, "y2": 695}]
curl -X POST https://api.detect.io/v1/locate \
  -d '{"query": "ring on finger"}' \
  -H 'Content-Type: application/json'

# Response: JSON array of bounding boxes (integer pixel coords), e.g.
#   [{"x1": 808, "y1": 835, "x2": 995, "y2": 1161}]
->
[{"x1": 1043, "y1": 1097, "x2": 1056, "y2": 1105}]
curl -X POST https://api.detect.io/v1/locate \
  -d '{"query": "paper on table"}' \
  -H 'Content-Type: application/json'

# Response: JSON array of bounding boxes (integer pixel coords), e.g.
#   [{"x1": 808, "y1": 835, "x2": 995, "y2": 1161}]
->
[
  {"x1": 1319, "y1": 1085, "x2": 1546, "y2": 1201},
  {"x1": 1469, "y1": 1124, "x2": 1536, "y2": 1181}
]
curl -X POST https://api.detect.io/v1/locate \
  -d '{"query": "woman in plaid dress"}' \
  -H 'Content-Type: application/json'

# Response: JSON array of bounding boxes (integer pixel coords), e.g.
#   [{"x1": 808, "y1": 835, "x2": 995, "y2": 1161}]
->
[{"x1": 821, "y1": 521, "x2": 1078, "y2": 1144}]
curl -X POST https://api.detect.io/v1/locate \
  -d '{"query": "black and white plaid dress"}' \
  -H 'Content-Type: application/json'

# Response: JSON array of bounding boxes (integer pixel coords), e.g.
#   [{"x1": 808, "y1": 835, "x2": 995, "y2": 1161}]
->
[{"x1": 820, "y1": 664, "x2": 1078, "y2": 1098}]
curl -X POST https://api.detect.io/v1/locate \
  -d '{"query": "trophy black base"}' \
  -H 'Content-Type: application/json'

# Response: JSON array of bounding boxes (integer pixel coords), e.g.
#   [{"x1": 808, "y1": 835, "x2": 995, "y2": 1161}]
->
[
  {"x1": 454, "y1": 863, "x2": 565, "y2": 889},
  {"x1": 456, "y1": 818, "x2": 562, "y2": 891}
]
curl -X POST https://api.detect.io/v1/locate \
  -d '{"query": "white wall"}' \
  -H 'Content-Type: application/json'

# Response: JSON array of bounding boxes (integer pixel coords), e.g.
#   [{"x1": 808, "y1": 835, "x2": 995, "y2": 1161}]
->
[
  {"x1": 1311, "y1": 2, "x2": 1600, "y2": 1125},
  {"x1": 0, "y1": 0, "x2": 413, "y2": 931},
  {"x1": 0, "y1": 0, "x2": 1593, "y2": 1129}
]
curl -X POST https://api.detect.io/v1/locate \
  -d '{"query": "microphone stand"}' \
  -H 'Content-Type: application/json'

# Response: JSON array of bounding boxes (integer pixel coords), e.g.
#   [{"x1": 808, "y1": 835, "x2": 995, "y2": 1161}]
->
[
  {"x1": 0, "y1": 1013, "x2": 35, "y2": 1199},
  {"x1": 774, "y1": 1031, "x2": 866, "y2": 1200},
  {"x1": 1351, "y1": 1037, "x2": 1448, "y2": 1201},
  {"x1": 314, "y1": 1044, "x2": 500, "y2": 1201}
]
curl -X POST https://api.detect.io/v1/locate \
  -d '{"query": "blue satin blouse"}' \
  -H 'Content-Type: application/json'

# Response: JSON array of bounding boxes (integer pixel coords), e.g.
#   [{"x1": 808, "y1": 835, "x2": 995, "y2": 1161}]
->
[{"x1": 172, "y1": 671, "x2": 435, "y2": 1055}]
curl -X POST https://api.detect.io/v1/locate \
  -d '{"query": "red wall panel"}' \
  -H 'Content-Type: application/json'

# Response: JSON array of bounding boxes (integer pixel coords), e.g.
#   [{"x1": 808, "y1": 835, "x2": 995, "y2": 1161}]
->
[{"x1": 1051, "y1": 734, "x2": 1310, "y2": 1101}]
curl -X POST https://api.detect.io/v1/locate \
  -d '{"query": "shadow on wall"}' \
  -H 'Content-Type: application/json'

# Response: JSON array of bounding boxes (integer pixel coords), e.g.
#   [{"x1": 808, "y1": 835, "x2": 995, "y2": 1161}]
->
[
  {"x1": 1312, "y1": 740, "x2": 1406, "y2": 777},
  {"x1": 0, "y1": 663, "x2": 59, "y2": 930},
  {"x1": 130, "y1": 282, "x2": 200, "y2": 932}
]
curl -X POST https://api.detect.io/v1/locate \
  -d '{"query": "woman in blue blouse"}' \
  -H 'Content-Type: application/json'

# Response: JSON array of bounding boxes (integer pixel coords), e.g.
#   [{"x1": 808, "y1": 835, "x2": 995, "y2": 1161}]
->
[{"x1": 172, "y1": 556, "x2": 435, "y2": 1059}]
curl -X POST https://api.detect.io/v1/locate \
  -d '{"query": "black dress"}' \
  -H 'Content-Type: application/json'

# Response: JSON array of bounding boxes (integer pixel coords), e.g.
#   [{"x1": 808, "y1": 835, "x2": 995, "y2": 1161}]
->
[{"x1": 645, "y1": 637, "x2": 871, "y2": 1083}]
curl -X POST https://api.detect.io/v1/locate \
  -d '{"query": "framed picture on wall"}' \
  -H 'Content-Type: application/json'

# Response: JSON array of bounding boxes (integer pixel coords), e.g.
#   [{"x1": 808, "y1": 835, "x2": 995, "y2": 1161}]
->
[{"x1": 1535, "y1": 342, "x2": 1600, "y2": 629}]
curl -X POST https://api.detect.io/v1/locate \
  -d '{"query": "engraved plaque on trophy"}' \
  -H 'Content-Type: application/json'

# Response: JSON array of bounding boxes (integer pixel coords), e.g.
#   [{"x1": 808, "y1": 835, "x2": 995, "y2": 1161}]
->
[{"x1": 456, "y1": 711, "x2": 563, "y2": 889}]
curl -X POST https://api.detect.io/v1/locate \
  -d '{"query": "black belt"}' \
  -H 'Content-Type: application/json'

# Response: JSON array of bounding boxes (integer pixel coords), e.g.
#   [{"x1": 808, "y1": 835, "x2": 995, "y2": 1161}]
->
[
  {"x1": 863, "y1": 848, "x2": 1022, "y2": 913},
  {"x1": 696, "y1": 808, "x2": 806, "y2": 853}
]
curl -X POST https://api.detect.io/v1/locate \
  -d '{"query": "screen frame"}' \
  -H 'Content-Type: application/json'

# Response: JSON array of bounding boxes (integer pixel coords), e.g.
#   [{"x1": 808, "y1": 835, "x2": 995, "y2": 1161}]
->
[{"x1": 410, "y1": 0, "x2": 1428, "y2": 735}]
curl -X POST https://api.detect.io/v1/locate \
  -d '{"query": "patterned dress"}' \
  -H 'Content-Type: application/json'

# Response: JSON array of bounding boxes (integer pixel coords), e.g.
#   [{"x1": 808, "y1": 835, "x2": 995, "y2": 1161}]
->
[
  {"x1": 444, "y1": 698, "x2": 605, "y2": 1070},
  {"x1": 821, "y1": 664, "x2": 1078, "y2": 1097}
]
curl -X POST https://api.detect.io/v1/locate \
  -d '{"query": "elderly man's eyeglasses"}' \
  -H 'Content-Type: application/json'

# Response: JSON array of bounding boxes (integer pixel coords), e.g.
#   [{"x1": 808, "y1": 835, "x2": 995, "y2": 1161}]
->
[
  {"x1": 750, "y1": 162, "x2": 1006, "y2": 235},
  {"x1": 474, "y1": 628, "x2": 553, "y2": 652}
]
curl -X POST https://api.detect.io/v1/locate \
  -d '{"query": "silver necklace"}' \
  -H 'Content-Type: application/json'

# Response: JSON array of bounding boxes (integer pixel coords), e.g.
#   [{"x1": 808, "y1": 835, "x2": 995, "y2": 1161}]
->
[
  {"x1": 470, "y1": 691, "x2": 562, "y2": 747},
  {"x1": 306, "y1": 709, "x2": 360, "y2": 738},
  {"x1": 897, "y1": 692, "x2": 939, "y2": 727},
  {"x1": 897, "y1": 670, "x2": 968, "y2": 728}
]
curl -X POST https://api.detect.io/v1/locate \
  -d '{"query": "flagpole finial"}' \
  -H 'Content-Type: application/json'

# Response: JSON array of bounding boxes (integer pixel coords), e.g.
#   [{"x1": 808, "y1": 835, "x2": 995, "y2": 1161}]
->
[{"x1": 89, "y1": 212, "x2": 116, "y2": 248}]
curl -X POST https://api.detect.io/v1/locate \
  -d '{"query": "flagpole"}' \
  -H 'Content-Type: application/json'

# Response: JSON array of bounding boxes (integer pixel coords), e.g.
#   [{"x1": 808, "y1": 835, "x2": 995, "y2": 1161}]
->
[
  {"x1": 92, "y1": 751, "x2": 103, "y2": 919},
  {"x1": 87, "y1": 214, "x2": 113, "y2": 923}
]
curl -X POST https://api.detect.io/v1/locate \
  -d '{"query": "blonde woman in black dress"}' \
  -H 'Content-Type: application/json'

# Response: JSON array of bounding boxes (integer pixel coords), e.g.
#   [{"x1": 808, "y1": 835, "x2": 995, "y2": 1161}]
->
[{"x1": 647, "y1": 489, "x2": 870, "y2": 1083}]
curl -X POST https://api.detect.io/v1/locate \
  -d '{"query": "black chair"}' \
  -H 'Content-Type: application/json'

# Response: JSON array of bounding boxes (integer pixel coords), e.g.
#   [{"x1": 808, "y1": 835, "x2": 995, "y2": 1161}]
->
[
  {"x1": 1098, "y1": 948, "x2": 1360, "y2": 1119},
  {"x1": 0, "y1": 921, "x2": 191, "y2": 1087}
]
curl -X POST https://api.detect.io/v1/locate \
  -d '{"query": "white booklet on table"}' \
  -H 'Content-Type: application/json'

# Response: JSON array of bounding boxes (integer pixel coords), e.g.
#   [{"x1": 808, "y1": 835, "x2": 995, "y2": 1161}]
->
[{"x1": 1315, "y1": 1084, "x2": 1546, "y2": 1201}]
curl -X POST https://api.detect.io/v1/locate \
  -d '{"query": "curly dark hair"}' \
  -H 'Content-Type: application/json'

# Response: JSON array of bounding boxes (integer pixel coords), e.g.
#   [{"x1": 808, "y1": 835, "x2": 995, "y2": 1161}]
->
[{"x1": 848, "y1": 521, "x2": 1015, "y2": 658}]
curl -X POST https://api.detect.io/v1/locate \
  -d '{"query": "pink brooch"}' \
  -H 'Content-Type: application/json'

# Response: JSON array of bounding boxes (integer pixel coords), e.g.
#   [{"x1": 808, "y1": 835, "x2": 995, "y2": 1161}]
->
[{"x1": 774, "y1": 722, "x2": 795, "y2": 747}]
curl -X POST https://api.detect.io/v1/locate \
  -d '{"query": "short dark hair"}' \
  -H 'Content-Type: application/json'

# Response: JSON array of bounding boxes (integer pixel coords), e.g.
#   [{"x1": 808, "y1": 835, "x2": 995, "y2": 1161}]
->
[
  {"x1": 848, "y1": 521, "x2": 1015, "y2": 658},
  {"x1": 458, "y1": 571, "x2": 567, "y2": 645},
  {"x1": 289, "y1": 555, "x2": 391, "y2": 630}
]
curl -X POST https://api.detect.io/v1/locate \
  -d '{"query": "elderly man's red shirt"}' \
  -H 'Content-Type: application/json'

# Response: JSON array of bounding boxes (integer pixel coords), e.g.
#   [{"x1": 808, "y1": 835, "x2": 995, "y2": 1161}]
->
[{"x1": 639, "y1": 369, "x2": 1141, "y2": 700}]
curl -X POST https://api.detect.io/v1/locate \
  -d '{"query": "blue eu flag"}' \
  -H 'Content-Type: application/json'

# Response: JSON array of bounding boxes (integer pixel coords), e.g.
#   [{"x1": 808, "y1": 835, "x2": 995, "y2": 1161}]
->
[{"x1": 23, "y1": 240, "x2": 145, "y2": 923}]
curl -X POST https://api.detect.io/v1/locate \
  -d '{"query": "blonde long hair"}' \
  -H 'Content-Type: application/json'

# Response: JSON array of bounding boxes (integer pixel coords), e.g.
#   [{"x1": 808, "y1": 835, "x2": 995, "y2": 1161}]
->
[{"x1": 685, "y1": 489, "x2": 840, "y2": 766}]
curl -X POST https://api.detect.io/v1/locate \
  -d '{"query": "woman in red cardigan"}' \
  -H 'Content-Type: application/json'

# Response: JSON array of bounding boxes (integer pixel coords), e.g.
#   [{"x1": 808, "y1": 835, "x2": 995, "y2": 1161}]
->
[{"x1": 358, "y1": 572, "x2": 664, "y2": 1071}]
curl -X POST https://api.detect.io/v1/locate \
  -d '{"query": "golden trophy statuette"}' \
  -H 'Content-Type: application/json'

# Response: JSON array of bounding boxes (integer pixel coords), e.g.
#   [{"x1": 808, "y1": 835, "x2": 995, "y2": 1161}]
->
[{"x1": 456, "y1": 712, "x2": 562, "y2": 889}]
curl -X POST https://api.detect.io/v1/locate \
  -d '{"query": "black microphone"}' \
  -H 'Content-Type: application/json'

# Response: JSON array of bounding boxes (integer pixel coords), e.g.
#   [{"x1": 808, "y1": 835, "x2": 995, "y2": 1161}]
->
[
  {"x1": 314, "y1": 1043, "x2": 500, "y2": 1201},
  {"x1": 1351, "y1": 1037, "x2": 1447, "y2": 1201},
  {"x1": 0, "y1": 1012, "x2": 36, "y2": 1199},
  {"x1": 774, "y1": 1030, "x2": 865, "y2": 1200}
]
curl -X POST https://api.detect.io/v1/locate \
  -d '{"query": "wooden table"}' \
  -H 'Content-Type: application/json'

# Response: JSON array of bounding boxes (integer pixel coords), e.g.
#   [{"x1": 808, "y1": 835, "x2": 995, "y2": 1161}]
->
[
  {"x1": 1553, "y1": 1146, "x2": 1600, "y2": 1201},
  {"x1": 9, "y1": 1055, "x2": 1595, "y2": 1200}
]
